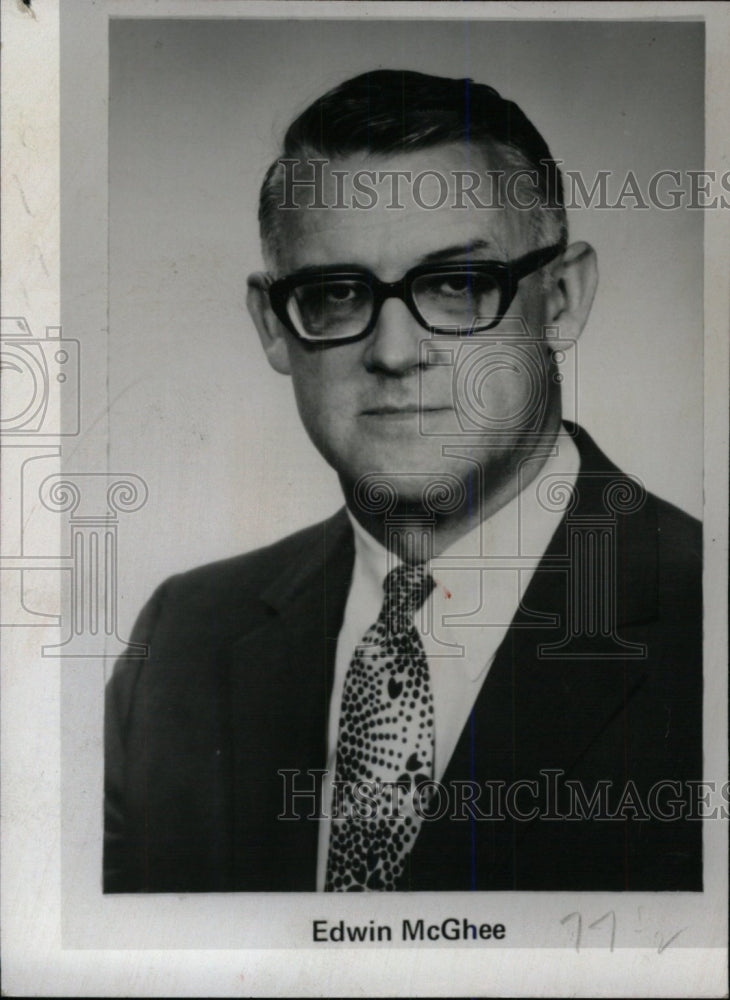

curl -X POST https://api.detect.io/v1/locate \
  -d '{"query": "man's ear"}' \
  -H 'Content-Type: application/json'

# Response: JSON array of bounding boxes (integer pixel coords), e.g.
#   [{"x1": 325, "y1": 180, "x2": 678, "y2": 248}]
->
[
  {"x1": 546, "y1": 241, "x2": 598, "y2": 341},
  {"x1": 246, "y1": 272, "x2": 291, "y2": 375}
]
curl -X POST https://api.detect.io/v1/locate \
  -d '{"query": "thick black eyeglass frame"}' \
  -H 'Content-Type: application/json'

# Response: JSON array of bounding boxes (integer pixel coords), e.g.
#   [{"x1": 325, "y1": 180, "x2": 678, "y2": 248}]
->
[{"x1": 267, "y1": 243, "x2": 564, "y2": 345}]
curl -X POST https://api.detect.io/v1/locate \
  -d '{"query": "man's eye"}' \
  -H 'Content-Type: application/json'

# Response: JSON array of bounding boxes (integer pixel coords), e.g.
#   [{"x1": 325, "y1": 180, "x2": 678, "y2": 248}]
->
[
  {"x1": 322, "y1": 282, "x2": 359, "y2": 303},
  {"x1": 295, "y1": 281, "x2": 367, "y2": 316},
  {"x1": 424, "y1": 273, "x2": 496, "y2": 298},
  {"x1": 438, "y1": 276, "x2": 471, "y2": 295}
]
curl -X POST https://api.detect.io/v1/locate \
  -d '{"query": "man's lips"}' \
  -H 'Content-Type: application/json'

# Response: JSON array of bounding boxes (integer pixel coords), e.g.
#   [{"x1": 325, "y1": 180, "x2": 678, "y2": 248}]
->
[{"x1": 361, "y1": 404, "x2": 452, "y2": 415}]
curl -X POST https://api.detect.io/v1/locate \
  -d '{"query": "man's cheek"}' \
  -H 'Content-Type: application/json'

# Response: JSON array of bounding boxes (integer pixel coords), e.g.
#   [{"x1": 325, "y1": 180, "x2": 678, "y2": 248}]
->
[{"x1": 451, "y1": 343, "x2": 549, "y2": 434}]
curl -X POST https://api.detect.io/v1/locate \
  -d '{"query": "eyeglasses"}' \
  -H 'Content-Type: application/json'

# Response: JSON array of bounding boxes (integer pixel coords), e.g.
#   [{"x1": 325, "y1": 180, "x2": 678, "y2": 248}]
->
[{"x1": 267, "y1": 243, "x2": 564, "y2": 345}]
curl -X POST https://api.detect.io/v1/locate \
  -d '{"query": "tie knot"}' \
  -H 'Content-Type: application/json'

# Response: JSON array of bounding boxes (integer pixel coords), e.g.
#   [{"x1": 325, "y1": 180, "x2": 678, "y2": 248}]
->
[{"x1": 382, "y1": 562, "x2": 435, "y2": 627}]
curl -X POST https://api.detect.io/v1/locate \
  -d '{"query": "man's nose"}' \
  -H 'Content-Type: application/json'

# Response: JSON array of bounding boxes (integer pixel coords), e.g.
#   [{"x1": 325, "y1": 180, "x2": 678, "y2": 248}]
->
[{"x1": 363, "y1": 297, "x2": 425, "y2": 374}]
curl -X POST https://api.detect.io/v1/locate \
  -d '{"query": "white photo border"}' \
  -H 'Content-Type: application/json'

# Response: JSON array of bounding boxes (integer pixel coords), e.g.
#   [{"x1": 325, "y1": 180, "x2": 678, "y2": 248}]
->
[{"x1": 1, "y1": 1, "x2": 728, "y2": 996}]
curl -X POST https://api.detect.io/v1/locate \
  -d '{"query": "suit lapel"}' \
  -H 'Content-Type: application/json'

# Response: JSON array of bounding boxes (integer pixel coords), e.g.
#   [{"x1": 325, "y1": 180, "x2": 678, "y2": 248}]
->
[
  {"x1": 406, "y1": 427, "x2": 659, "y2": 889},
  {"x1": 227, "y1": 511, "x2": 354, "y2": 890},
  {"x1": 224, "y1": 426, "x2": 662, "y2": 890}
]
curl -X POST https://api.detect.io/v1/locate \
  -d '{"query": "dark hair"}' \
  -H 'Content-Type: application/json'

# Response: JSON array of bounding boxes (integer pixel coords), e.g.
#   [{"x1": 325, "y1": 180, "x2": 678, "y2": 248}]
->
[{"x1": 259, "y1": 69, "x2": 567, "y2": 262}]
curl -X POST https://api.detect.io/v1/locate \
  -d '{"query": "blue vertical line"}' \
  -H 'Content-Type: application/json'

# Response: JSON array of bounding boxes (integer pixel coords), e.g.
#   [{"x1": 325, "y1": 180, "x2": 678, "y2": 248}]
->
[
  {"x1": 463, "y1": 27, "x2": 473, "y2": 168},
  {"x1": 463, "y1": 27, "x2": 475, "y2": 893},
  {"x1": 464, "y1": 76, "x2": 471, "y2": 148}
]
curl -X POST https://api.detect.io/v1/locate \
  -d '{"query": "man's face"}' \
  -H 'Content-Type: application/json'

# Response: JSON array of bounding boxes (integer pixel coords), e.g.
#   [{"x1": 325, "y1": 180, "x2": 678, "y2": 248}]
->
[{"x1": 256, "y1": 145, "x2": 563, "y2": 507}]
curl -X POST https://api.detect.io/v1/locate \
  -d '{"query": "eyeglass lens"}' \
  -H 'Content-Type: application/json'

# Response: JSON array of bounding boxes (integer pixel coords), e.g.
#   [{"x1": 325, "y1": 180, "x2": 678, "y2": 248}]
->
[
  {"x1": 411, "y1": 272, "x2": 501, "y2": 330},
  {"x1": 287, "y1": 269, "x2": 503, "y2": 340},
  {"x1": 289, "y1": 279, "x2": 373, "y2": 340}
]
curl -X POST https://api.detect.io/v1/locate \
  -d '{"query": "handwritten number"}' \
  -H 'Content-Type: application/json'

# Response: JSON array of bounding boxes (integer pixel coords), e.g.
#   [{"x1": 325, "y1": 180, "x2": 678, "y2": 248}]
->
[
  {"x1": 560, "y1": 911, "x2": 582, "y2": 952},
  {"x1": 562, "y1": 910, "x2": 687, "y2": 953},
  {"x1": 588, "y1": 910, "x2": 616, "y2": 952}
]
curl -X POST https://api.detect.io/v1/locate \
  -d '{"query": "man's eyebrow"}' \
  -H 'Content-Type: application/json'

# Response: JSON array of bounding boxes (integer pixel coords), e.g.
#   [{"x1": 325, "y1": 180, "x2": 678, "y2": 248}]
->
[
  {"x1": 273, "y1": 262, "x2": 352, "y2": 280},
  {"x1": 417, "y1": 240, "x2": 499, "y2": 263},
  {"x1": 278, "y1": 240, "x2": 501, "y2": 279}
]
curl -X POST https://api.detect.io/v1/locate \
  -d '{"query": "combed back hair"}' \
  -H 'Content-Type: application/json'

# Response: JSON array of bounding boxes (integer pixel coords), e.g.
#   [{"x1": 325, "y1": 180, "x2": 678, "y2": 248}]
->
[{"x1": 258, "y1": 69, "x2": 568, "y2": 266}]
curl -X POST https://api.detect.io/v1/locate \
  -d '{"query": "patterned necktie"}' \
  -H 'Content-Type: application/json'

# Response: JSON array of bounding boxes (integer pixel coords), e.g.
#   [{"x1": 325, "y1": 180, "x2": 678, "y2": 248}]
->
[{"x1": 325, "y1": 562, "x2": 436, "y2": 891}]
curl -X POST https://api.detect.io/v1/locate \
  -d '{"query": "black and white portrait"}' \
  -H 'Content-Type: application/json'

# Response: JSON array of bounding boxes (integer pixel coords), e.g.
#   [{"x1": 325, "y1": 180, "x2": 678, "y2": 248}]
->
[
  {"x1": 5, "y1": 5, "x2": 727, "y2": 996},
  {"x1": 102, "y1": 19, "x2": 705, "y2": 895}
]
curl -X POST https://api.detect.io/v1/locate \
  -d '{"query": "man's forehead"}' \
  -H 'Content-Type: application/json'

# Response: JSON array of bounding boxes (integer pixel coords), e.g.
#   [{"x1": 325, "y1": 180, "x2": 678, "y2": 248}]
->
[{"x1": 271, "y1": 145, "x2": 524, "y2": 275}]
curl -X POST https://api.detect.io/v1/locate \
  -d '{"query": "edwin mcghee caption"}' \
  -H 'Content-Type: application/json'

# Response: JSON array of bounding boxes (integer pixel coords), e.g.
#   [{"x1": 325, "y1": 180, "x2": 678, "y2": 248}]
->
[{"x1": 313, "y1": 917, "x2": 507, "y2": 943}]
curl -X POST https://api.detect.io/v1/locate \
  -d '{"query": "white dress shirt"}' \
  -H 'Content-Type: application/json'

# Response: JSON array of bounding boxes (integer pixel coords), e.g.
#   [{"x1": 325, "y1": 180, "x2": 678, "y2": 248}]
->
[{"x1": 316, "y1": 428, "x2": 580, "y2": 889}]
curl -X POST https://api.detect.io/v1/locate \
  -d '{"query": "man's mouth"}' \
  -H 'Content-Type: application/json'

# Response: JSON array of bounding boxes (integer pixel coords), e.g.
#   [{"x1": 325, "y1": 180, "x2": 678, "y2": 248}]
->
[{"x1": 361, "y1": 404, "x2": 452, "y2": 416}]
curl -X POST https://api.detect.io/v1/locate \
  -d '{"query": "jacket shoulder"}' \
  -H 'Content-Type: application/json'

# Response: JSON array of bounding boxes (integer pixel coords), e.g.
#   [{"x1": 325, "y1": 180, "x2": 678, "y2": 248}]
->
[
  {"x1": 174, "y1": 512, "x2": 339, "y2": 590},
  {"x1": 112, "y1": 507, "x2": 350, "y2": 668},
  {"x1": 650, "y1": 495, "x2": 702, "y2": 621},
  {"x1": 571, "y1": 421, "x2": 701, "y2": 561},
  {"x1": 106, "y1": 508, "x2": 351, "y2": 720},
  {"x1": 168, "y1": 508, "x2": 347, "y2": 603},
  {"x1": 653, "y1": 494, "x2": 701, "y2": 561}
]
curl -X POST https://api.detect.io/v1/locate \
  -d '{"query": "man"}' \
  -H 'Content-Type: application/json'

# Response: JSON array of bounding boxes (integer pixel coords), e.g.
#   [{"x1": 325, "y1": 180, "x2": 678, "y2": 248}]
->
[{"x1": 104, "y1": 70, "x2": 702, "y2": 893}]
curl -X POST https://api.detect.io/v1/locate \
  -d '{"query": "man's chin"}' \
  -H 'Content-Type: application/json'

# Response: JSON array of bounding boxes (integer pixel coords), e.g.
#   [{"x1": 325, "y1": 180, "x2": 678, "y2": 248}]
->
[
  {"x1": 340, "y1": 460, "x2": 474, "y2": 520},
  {"x1": 337, "y1": 435, "x2": 534, "y2": 519}
]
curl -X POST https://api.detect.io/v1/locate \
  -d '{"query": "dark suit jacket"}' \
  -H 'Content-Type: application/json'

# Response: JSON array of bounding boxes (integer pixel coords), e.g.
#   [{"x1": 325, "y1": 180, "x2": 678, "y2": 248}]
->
[{"x1": 104, "y1": 425, "x2": 702, "y2": 892}]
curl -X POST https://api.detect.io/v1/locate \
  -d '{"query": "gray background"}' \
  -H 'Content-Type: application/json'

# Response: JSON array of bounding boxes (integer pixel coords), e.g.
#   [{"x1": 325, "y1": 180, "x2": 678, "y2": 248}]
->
[{"x1": 104, "y1": 19, "x2": 704, "y2": 642}]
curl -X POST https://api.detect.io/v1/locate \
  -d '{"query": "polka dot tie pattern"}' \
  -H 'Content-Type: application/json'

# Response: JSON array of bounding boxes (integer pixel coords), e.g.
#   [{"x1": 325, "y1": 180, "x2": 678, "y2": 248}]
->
[{"x1": 325, "y1": 562, "x2": 436, "y2": 891}]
